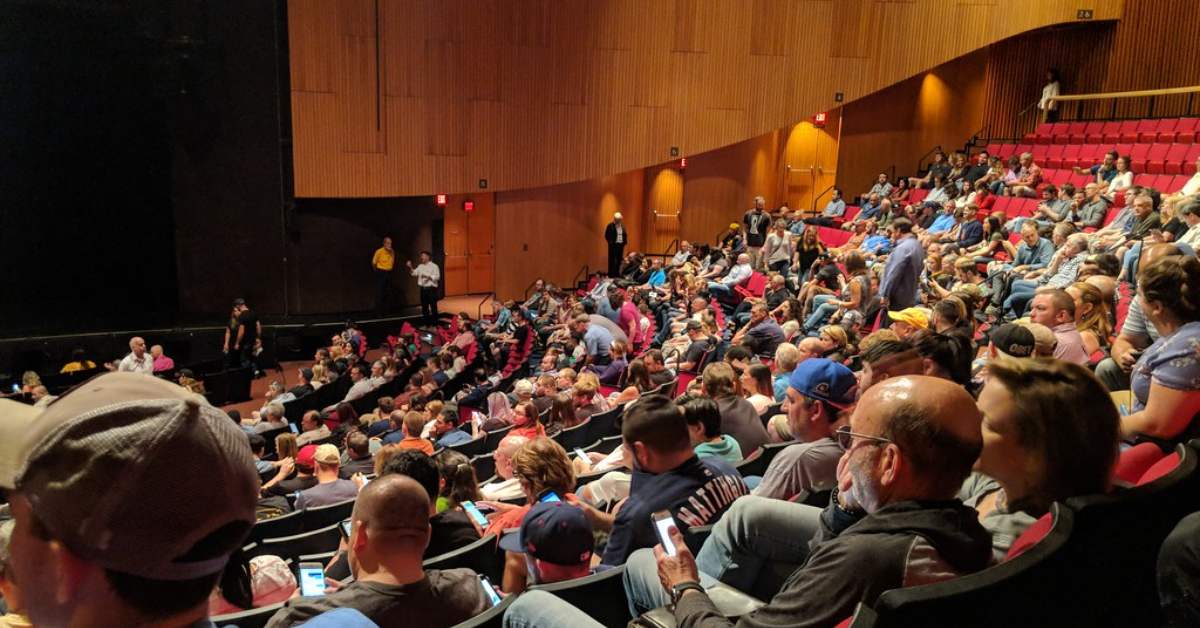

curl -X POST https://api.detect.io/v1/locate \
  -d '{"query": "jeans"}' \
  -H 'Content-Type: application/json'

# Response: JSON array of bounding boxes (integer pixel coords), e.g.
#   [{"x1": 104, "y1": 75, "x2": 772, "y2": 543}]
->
[
  {"x1": 623, "y1": 496, "x2": 824, "y2": 614},
  {"x1": 708, "y1": 282, "x2": 734, "y2": 299},
  {"x1": 803, "y1": 294, "x2": 838, "y2": 331},
  {"x1": 1160, "y1": 511, "x2": 1200, "y2": 627},
  {"x1": 503, "y1": 589, "x2": 605, "y2": 628},
  {"x1": 1095, "y1": 357, "x2": 1132, "y2": 391},
  {"x1": 1003, "y1": 279, "x2": 1039, "y2": 319}
]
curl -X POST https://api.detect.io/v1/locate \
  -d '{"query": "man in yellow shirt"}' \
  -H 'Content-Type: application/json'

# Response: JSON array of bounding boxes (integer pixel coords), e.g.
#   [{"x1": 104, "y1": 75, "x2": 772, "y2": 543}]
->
[{"x1": 372, "y1": 236, "x2": 395, "y2": 312}]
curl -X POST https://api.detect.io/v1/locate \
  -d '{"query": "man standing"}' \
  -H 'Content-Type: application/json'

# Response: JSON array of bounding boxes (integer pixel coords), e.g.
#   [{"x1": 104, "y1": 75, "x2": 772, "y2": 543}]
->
[
  {"x1": 744, "y1": 196, "x2": 770, "y2": 270},
  {"x1": 0, "y1": 372, "x2": 260, "y2": 628},
  {"x1": 372, "y1": 236, "x2": 395, "y2": 313},
  {"x1": 407, "y1": 250, "x2": 441, "y2": 326},
  {"x1": 230, "y1": 298, "x2": 261, "y2": 370},
  {"x1": 605, "y1": 212, "x2": 628, "y2": 277},
  {"x1": 879, "y1": 218, "x2": 925, "y2": 314},
  {"x1": 117, "y1": 336, "x2": 154, "y2": 375}
]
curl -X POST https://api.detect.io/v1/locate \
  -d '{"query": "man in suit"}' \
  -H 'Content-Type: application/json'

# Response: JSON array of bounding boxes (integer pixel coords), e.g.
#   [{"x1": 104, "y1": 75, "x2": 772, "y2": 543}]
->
[{"x1": 605, "y1": 212, "x2": 628, "y2": 277}]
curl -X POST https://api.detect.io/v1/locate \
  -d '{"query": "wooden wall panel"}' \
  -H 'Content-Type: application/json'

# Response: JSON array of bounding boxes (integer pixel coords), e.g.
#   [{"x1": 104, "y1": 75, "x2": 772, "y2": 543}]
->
[
  {"x1": 838, "y1": 49, "x2": 989, "y2": 198},
  {"x1": 679, "y1": 131, "x2": 783, "y2": 246},
  {"x1": 288, "y1": 0, "x2": 1122, "y2": 197}
]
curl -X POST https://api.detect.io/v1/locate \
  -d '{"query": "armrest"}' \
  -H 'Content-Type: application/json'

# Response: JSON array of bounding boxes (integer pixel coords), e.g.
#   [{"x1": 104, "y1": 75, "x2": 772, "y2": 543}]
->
[{"x1": 633, "y1": 583, "x2": 767, "y2": 628}]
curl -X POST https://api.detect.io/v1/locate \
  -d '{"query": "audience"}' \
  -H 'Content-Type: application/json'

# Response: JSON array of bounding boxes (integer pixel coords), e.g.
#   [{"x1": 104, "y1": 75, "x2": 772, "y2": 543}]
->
[
  {"x1": 266, "y1": 475, "x2": 489, "y2": 627},
  {"x1": 702, "y1": 362, "x2": 769, "y2": 455},
  {"x1": 679, "y1": 394, "x2": 744, "y2": 464},
  {"x1": 295, "y1": 444, "x2": 358, "y2": 509}
]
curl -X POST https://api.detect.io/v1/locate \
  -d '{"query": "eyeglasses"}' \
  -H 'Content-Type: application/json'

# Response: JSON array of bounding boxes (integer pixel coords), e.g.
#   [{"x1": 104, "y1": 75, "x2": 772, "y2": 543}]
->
[{"x1": 835, "y1": 425, "x2": 893, "y2": 451}]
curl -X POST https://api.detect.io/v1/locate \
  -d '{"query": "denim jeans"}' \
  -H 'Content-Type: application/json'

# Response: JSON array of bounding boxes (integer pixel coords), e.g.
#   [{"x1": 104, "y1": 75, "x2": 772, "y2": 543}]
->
[
  {"x1": 1159, "y1": 511, "x2": 1200, "y2": 627},
  {"x1": 503, "y1": 590, "x2": 605, "y2": 628},
  {"x1": 1003, "y1": 279, "x2": 1039, "y2": 319},
  {"x1": 708, "y1": 282, "x2": 734, "y2": 299},
  {"x1": 803, "y1": 294, "x2": 838, "y2": 332},
  {"x1": 623, "y1": 496, "x2": 824, "y2": 613}
]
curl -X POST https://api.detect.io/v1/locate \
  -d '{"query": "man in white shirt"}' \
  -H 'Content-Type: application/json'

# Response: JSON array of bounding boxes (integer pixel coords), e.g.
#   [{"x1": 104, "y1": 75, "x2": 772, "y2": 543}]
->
[
  {"x1": 407, "y1": 250, "x2": 441, "y2": 326},
  {"x1": 117, "y1": 336, "x2": 154, "y2": 375},
  {"x1": 706, "y1": 253, "x2": 753, "y2": 300},
  {"x1": 296, "y1": 410, "x2": 332, "y2": 447},
  {"x1": 480, "y1": 434, "x2": 530, "y2": 500},
  {"x1": 671, "y1": 240, "x2": 693, "y2": 267}
]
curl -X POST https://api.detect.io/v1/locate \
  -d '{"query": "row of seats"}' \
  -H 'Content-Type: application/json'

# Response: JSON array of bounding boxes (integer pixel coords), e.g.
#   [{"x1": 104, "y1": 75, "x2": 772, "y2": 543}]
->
[
  {"x1": 1021, "y1": 118, "x2": 1200, "y2": 145},
  {"x1": 986, "y1": 141, "x2": 1200, "y2": 174}
]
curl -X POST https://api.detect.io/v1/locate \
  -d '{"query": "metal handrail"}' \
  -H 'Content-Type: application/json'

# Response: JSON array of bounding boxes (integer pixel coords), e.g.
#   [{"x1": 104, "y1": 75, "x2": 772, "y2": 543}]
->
[
  {"x1": 476, "y1": 292, "x2": 495, "y2": 320},
  {"x1": 572, "y1": 264, "x2": 590, "y2": 290},
  {"x1": 810, "y1": 184, "x2": 836, "y2": 214},
  {"x1": 523, "y1": 279, "x2": 541, "y2": 300}
]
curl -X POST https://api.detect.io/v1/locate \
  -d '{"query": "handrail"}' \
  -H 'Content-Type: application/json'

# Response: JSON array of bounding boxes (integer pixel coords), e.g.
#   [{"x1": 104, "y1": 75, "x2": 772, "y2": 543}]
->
[
  {"x1": 915, "y1": 145, "x2": 942, "y2": 176},
  {"x1": 522, "y1": 279, "x2": 540, "y2": 300},
  {"x1": 571, "y1": 264, "x2": 589, "y2": 289},
  {"x1": 1047, "y1": 84, "x2": 1200, "y2": 104},
  {"x1": 476, "y1": 292, "x2": 495, "y2": 320},
  {"x1": 810, "y1": 184, "x2": 836, "y2": 214}
]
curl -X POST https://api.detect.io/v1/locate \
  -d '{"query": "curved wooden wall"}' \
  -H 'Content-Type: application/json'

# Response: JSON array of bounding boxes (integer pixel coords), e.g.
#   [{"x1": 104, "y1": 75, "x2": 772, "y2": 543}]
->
[{"x1": 288, "y1": 0, "x2": 1122, "y2": 197}]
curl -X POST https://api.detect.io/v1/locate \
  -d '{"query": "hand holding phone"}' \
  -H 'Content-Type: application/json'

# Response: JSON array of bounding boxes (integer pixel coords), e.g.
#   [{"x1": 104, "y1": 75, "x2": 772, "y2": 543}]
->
[
  {"x1": 478, "y1": 575, "x2": 503, "y2": 607},
  {"x1": 652, "y1": 510, "x2": 679, "y2": 557},
  {"x1": 461, "y1": 501, "x2": 490, "y2": 527},
  {"x1": 298, "y1": 562, "x2": 326, "y2": 597}
]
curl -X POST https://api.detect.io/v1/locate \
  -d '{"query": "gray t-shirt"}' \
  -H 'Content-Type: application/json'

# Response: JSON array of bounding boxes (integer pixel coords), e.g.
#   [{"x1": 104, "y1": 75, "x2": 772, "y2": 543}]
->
[
  {"x1": 265, "y1": 569, "x2": 489, "y2": 628},
  {"x1": 957, "y1": 472, "x2": 1038, "y2": 562},
  {"x1": 752, "y1": 437, "x2": 842, "y2": 501},
  {"x1": 294, "y1": 479, "x2": 359, "y2": 510}
]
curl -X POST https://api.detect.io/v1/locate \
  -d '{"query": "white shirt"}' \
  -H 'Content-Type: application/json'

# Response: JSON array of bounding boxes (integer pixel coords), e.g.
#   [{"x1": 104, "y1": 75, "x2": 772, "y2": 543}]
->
[
  {"x1": 1106, "y1": 171, "x2": 1133, "y2": 196},
  {"x1": 1180, "y1": 172, "x2": 1200, "y2": 197},
  {"x1": 481, "y1": 477, "x2": 524, "y2": 501},
  {"x1": 411, "y1": 261, "x2": 440, "y2": 288},
  {"x1": 1179, "y1": 223, "x2": 1200, "y2": 249},
  {"x1": 118, "y1": 352, "x2": 155, "y2": 375},
  {"x1": 1039, "y1": 81, "x2": 1060, "y2": 111},
  {"x1": 721, "y1": 262, "x2": 753, "y2": 286},
  {"x1": 297, "y1": 424, "x2": 331, "y2": 446}
]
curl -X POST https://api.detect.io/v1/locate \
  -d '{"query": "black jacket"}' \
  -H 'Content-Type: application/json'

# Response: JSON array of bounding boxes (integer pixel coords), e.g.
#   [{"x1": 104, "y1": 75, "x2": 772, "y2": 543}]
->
[
  {"x1": 676, "y1": 498, "x2": 993, "y2": 628},
  {"x1": 605, "y1": 222, "x2": 628, "y2": 247}
]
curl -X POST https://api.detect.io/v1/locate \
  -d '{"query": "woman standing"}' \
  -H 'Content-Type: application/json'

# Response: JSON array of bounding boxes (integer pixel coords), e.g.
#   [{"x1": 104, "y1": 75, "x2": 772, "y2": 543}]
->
[{"x1": 1038, "y1": 69, "x2": 1061, "y2": 123}]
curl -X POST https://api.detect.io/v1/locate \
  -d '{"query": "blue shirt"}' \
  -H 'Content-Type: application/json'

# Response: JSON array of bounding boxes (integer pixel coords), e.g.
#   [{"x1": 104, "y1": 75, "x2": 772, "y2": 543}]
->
[
  {"x1": 436, "y1": 429, "x2": 474, "y2": 448},
  {"x1": 1015, "y1": 237, "x2": 1054, "y2": 270},
  {"x1": 600, "y1": 456, "x2": 748, "y2": 566},
  {"x1": 861, "y1": 234, "x2": 892, "y2": 255},
  {"x1": 859, "y1": 203, "x2": 880, "y2": 220},
  {"x1": 584, "y1": 324, "x2": 614, "y2": 358},
  {"x1": 880, "y1": 235, "x2": 925, "y2": 308},
  {"x1": 957, "y1": 220, "x2": 984, "y2": 249},
  {"x1": 928, "y1": 213, "x2": 956, "y2": 234},
  {"x1": 822, "y1": 198, "x2": 846, "y2": 218},
  {"x1": 773, "y1": 373, "x2": 789, "y2": 401},
  {"x1": 1132, "y1": 321, "x2": 1200, "y2": 418}
]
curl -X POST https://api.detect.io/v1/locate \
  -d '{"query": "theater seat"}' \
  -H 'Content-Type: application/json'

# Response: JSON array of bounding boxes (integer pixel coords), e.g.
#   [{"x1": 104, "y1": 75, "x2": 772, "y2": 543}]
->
[
  {"x1": 1112, "y1": 442, "x2": 1167, "y2": 485},
  {"x1": 1138, "y1": 450, "x2": 1181, "y2": 485},
  {"x1": 1004, "y1": 511, "x2": 1054, "y2": 560},
  {"x1": 1176, "y1": 118, "x2": 1200, "y2": 144},
  {"x1": 530, "y1": 565, "x2": 631, "y2": 628},
  {"x1": 213, "y1": 602, "x2": 286, "y2": 628},
  {"x1": 424, "y1": 533, "x2": 505, "y2": 583},
  {"x1": 1155, "y1": 118, "x2": 1181, "y2": 143}
]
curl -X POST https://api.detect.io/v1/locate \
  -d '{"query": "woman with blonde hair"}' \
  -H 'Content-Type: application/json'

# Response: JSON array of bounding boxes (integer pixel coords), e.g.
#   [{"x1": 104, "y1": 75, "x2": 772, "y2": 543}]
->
[
  {"x1": 274, "y1": 432, "x2": 299, "y2": 463},
  {"x1": 1066, "y1": 281, "x2": 1112, "y2": 358}
]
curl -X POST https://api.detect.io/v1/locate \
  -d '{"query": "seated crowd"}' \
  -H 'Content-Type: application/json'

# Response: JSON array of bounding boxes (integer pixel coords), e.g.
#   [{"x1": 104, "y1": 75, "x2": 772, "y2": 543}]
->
[{"x1": 2, "y1": 144, "x2": 1200, "y2": 628}]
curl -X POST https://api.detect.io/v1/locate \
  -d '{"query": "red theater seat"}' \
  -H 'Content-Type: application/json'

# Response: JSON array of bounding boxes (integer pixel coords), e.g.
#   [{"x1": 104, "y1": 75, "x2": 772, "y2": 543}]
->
[
  {"x1": 1134, "y1": 119, "x2": 1158, "y2": 143},
  {"x1": 1118, "y1": 120, "x2": 1140, "y2": 143},
  {"x1": 1113, "y1": 442, "x2": 1167, "y2": 485},
  {"x1": 1097, "y1": 121, "x2": 1122, "y2": 144},
  {"x1": 1155, "y1": 118, "x2": 1180, "y2": 143},
  {"x1": 1161, "y1": 143, "x2": 1189, "y2": 175},
  {"x1": 1176, "y1": 118, "x2": 1199, "y2": 144},
  {"x1": 1075, "y1": 121, "x2": 1103, "y2": 144},
  {"x1": 1044, "y1": 144, "x2": 1066, "y2": 169},
  {"x1": 1060, "y1": 122, "x2": 1086, "y2": 145}
]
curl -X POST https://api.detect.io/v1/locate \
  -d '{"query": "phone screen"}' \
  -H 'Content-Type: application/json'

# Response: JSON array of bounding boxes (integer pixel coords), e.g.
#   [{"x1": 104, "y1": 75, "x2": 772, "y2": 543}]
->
[
  {"x1": 289, "y1": 423, "x2": 299, "y2": 434},
  {"x1": 479, "y1": 575, "x2": 502, "y2": 607},
  {"x1": 298, "y1": 564, "x2": 326, "y2": 597},
  {"x1": 574, "y1": 448, "x2": 588, "y2": 460},
  {"x1": 462, "y1": 501, "x2": 489, "y2": 527},
  {"x1": 10, "y1": 384, "x2": 19, "y2": 393},
  {"x1": 340, "y1": 520, "x2": 352, "y2": 538},
  {"x1": 652, "y1": 511, "x2": 678, "y2": 557},
  {"x1": 538, "y1": 491, "x2": 561, "y2": 504}
]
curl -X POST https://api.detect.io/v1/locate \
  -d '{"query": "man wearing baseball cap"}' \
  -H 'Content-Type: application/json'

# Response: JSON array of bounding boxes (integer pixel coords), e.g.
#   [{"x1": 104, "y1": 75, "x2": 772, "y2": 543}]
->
[
  {"x1": 295, "y1": 444, "x2": 359, "y2": 510},
  {"x1": 887, "y1": 306, "x2": 929, "y2": 339},
  {"x1": 0, "y1": 373, "x2": 259, "y2": 627},
  {"x1": 499, "y1": 501, "x2": 594, "y2": 591},
  {"x1": 754, "y1": 359, "x2": 857, "y2": 502},
  {"x1": 973, "y1": 323, "x2": 1037, "y2": 386}
]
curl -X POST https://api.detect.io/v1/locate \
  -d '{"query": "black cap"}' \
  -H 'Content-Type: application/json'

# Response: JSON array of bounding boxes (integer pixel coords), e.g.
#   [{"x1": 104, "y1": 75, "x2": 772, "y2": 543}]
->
[
  {"x1": 232, "y1": 298, "x2": 246, "y2": 307},
  {"x1": 989, "y1": 323, "x2": 1035, "y2": 358}
]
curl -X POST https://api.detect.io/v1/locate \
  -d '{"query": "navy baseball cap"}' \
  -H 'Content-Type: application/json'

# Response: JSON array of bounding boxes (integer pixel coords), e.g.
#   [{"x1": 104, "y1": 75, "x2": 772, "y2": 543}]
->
[
  {"x1": 788, "y1": 358, "x2": 858, "y2": 409},
  {"x1": 498, "y1": 502, "x2": 594, "y2": 566}
]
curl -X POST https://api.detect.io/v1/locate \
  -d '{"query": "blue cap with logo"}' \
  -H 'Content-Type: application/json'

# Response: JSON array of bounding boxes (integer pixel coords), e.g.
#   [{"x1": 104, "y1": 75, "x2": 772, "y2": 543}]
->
[
  {"x1": 788, "y1": 358, "x2": 858, "y2": 409},
  {"x1": 498, "y1": 501, "x2": 594, "y2": 566}
]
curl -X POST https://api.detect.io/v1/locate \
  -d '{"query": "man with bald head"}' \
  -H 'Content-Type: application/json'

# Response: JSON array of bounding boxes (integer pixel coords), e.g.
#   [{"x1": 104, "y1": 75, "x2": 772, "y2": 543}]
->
[
  {"x1": 266, "y1": 475, "x2": 489, "y2": 627},
  {"x1": 480, "y1": 434, "x2": 530, "y2": 501},
  {"x1": 619, "y1": 375, "x2": 992, "y2": 626},
  {"x1": 117, "y1": 336, "x2": 153, "y2": 374},
  {"x1": 707, "y1": 253, "x2": 754, "y2": 300}
]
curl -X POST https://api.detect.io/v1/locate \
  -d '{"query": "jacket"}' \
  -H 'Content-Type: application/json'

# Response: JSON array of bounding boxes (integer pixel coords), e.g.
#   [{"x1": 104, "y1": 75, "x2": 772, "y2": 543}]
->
[{"x1": 676, "y1": 498, "x2": 993, "y2": 628}]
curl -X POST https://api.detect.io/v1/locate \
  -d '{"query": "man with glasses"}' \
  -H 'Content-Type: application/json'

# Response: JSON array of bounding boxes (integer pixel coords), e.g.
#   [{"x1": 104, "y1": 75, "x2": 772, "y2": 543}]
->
[{"x1": 620, "y1": 375, "x2": 992, "y2": 625}]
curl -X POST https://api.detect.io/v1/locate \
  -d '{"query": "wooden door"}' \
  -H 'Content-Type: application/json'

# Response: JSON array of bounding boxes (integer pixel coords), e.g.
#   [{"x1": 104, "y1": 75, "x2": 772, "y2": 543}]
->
[{"x1": 442, "y1": 193, "x2": 495, "y2": 296}]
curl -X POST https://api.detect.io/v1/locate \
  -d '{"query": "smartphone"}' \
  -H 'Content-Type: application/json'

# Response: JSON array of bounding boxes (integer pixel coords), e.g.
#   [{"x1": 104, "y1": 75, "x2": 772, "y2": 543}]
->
[
  {"x1": 298, "y1": 562, "x2": 326, "y2": 597},
  {"x1": 537, "y1": 490, "x2": 562, "y2": 504},
  {"x1": 461, "y1": 501, "x2": 490, "y2": 527},
  {"x1": 478, "y1": 574, "x2": 502, "y2": 607},
  {"x1": 573, "y1": 447, "x2": 589, "y2": 461},
  {"x1": 10, "y1": 384, "x2": 19, "y2": 393},
  {"x1": 652, "y1": 510, "x2": 679, "y2": 557},
  {"x1": 288, "y1": 423, "x2": 299, "y2": 434},
  {"x1": 339, "y1": 520, "x2": 352, "y2": 538}
]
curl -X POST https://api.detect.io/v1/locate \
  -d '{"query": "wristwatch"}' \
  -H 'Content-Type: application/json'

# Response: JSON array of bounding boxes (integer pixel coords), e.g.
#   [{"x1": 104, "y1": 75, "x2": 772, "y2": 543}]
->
[{"x1": 671, "y1": 580, "x2": 706, "y2": 605}]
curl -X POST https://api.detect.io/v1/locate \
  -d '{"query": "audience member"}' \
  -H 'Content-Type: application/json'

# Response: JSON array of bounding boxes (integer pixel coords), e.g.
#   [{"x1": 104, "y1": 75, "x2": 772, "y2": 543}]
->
[
  {"x1": 480, "y1": 434, "x2": 531, "y2": 501},
  {"x1": 1028, "y1": 288, "x2": 1090, "y2": 365},
  {"x1": 340, "y1": 431, "x2": 375, "y2": 478},
  {"x1": 679, "y1": 394, "x2": 744, "y2": 464},
  {"x1": 879, "y1": 219, "x2": 925, "y2": 311},
  {"x1": 498, "y1": 502, "x2": 594, "y2": 591},
  {"x1": 295, "y1": 444, "x2": 358, "y2": 509},
  {"x1": 297, "y1": 410, "x2": 331, "y2": 446},
  {"x1": 701, "y1": 362, "x2": 769, "y2": 455},
  {"x1": 149, "y1": 344, "x2": 174, "y2": 372},
  {"x1": 266, "y1": 475, "x2": 488, "y2": 627},
  {"x1": 117, "y1": 336, "x2": 154, "y2": 375}
]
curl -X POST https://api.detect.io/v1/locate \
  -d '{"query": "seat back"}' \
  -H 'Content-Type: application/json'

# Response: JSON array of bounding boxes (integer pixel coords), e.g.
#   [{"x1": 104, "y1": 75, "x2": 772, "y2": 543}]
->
[
  {"x1": 585, "y1": 405, "x2": 623, "y2": 443},
  {"x1": 471, "y1": 453, "x2": 497, "y2": 481},
  {"x1": 555, "y1": 419, "x2": 594, "y2": 450},
  {"x1": 482, "y1": 423, "x2": 514, "y2": 451},
  {"x1": 302, "y1": 498, "x2": 356, "y2": 532},
  {"x1": 251, "y1": 523, "x2": 344, "y2": 564},
  {"x1": 248, "y1": 508, "x2": 305, "y2": 544},
  {"x1": 450, "y1": 595, "x2": 514, "y2": 628},
  {"x1": 736, "y1": 440, "x2": 792, "y2": 477},
  {"x1": 529, "y1": 565, "x2": 631, "y2": 628},
  {"x1": 449, "y1": 434, "x2": 489, "y2": 459},
  {"x1": 424, "y1": 533, "x2": 504, "y2": 582}
]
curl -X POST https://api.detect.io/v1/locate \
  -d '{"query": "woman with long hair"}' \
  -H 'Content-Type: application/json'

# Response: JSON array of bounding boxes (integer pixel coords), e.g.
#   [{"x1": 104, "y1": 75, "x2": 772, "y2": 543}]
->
[
  {"x1": 510, "y1": 401, "x2": 547, "y2": 439},
  {"x1": 803, "y1": 251, "x2": 870, "y2": 333},
  {"x1": 966, "y1": 214, "x2": 1008, "y2": 264},
  {"x1": 545, "y1": 392, "x2": 580, "y2": 433},
  {"x1": 889, "y1": 176, "x2": 911, "y2": 205},
  {"x1": 483, "y1": 391, "x2": 516, "y2": 432},
  {"x1": 434, "y1": 449, "x2": 482, "y2": 512},
  {"x1": 740, "y1": 363, "x2": 776, "y2": 415},
  {"x1": 1066, "y1": 281, "x2": 1113, "y2": 357}
]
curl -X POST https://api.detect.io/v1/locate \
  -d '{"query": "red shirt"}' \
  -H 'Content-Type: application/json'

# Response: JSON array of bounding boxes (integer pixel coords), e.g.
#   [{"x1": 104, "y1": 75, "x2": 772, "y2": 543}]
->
[{"x1": 396, "y1": 437, "x2": 435, "y2": 456}]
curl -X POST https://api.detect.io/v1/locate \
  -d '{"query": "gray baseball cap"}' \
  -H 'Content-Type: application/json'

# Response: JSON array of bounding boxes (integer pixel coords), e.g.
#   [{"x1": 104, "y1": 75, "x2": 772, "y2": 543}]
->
[{"x1": 0, "y1": 372, "x2": 259, "y2": 580}]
